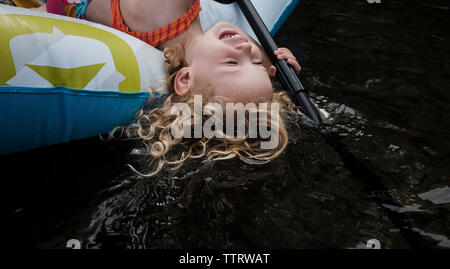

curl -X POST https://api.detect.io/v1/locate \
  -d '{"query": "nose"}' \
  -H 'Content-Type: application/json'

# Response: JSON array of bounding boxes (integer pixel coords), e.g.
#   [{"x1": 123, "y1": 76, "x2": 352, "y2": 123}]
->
[{"x1": 234, "y1": 41, "x2": 252, "y2": 53}]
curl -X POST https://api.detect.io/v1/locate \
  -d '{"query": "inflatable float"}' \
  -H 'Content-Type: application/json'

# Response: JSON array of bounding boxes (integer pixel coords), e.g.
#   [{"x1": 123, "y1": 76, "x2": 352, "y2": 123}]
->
[{"x1": 0, "y1": 0, "x2": 299, "y2": 155}]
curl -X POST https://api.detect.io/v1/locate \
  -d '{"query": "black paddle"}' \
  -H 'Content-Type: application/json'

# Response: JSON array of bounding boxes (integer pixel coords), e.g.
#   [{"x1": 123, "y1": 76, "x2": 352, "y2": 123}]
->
[
  {"x1": 213, "y1": 0, "x2": 432, "y2": 248},
  {"x1": 213, "y1": 0, "x2": 321, "y2": 125}
]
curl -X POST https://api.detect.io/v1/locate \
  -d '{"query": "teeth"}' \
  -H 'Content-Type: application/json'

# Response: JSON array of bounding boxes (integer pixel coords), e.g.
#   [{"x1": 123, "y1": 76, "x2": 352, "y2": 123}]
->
[{"x1": 221, "y1": 34, "x2": 239, "y2": 40}]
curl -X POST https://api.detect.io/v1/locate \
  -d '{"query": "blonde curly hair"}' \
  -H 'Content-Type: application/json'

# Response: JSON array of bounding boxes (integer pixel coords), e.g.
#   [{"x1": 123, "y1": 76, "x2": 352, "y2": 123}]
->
[{"x1": 122, "y1": 45, "x2": 294, "y2": 177}]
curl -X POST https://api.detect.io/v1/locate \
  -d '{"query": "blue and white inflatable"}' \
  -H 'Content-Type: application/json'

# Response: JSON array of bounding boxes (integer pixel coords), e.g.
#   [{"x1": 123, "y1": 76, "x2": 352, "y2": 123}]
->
[{"x1": 0, "y1": 0, "x2": 299, "y2": 155}]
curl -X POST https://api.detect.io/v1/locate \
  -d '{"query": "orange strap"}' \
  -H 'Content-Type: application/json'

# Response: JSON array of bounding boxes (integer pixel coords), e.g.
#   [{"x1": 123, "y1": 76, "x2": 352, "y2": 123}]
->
[{"x1": 111, "y1": 0, "x2": 202, "y2": 47}]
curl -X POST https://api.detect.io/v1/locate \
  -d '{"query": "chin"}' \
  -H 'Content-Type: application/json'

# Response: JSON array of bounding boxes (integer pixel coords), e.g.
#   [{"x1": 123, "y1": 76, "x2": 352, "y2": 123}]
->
[{"x1": 256, "y1": 92, "x2": 275, "y2": 103}]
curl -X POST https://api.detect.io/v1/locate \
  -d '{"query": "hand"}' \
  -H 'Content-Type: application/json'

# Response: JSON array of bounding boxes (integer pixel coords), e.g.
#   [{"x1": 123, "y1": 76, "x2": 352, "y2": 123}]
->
[{"x1": 274, "y1": 48, "x2": 301, "y2": 75}]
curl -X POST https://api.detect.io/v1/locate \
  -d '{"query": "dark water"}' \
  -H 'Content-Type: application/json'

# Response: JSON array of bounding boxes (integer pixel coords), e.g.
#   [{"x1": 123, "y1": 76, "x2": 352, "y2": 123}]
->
[{"x1": 0, "y1": 0, "x2": 449, "y2": 249}]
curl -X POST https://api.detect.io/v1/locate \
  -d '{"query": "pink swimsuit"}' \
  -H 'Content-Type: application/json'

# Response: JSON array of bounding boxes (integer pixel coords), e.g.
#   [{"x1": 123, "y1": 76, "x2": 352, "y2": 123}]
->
[{"x1": 46, "y1": 0, "x2": 92, "y2": 19}]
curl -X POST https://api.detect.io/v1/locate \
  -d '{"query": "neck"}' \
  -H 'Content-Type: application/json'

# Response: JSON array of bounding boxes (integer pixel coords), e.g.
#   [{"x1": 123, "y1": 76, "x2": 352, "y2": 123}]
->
[
  {"x1": 183, "y1": 19, "x2": 203, "y2": 61},
  {"x1": 157, "y1": 18, "x2": 203, "y2": 59}
]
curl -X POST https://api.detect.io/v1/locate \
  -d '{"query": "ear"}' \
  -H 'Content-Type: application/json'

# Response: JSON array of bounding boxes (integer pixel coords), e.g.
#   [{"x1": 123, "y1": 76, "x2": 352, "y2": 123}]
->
[
  {"x1": 268, "y1": 65, "x2": 277, "y2": 78},
  {"x1": 174, "y1": 67, "x2": 192, "y2": 96}
]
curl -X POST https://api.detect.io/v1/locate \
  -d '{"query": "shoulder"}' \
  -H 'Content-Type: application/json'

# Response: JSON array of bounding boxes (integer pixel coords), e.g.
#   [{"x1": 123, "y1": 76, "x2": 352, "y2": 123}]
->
[{"x1": 86, "y1": 0, "x2": 113, "y2": 26}]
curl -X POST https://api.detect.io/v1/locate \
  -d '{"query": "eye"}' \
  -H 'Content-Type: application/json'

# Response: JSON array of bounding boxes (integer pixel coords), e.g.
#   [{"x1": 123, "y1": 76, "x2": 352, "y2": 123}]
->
[
  {"x1": 226, "y1": 60, "x2": 238, "y2": 65},
  {"x1": 254, "y1": 62, "x2": 263, "y2": 65}
]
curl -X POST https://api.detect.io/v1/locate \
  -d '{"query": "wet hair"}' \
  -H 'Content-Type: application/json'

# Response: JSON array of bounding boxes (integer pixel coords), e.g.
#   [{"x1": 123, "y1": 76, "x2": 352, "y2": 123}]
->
[{"x1": 122, "y1": 45, "x2": 294, "y2": 177}]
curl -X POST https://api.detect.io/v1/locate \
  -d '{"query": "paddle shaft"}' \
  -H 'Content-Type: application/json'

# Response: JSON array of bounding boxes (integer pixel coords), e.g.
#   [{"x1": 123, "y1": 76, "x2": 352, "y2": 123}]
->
[{"x1": 239, "y1": 0, "x2": 321, "y2": 124}]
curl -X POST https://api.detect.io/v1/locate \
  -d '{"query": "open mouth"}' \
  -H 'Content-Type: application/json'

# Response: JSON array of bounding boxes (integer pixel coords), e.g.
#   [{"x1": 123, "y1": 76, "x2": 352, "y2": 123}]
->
[{"x1": 219, "y1": 30, "x2": 241, "y2": 40}]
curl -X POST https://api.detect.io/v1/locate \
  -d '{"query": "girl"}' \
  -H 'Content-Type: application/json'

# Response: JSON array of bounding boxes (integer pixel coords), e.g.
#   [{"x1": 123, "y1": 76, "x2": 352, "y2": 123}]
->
[
  {"x1": 31, "y1": 0, "x2": 303, "y2": 176},
  {"x1": 36, "y1": 1, "x2": 301, "y2": 86}
]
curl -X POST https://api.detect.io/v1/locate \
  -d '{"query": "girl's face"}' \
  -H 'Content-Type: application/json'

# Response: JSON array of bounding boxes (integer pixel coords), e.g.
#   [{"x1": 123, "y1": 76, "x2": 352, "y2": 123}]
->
[{"x1": 181, "y1": 22, "x2": 275, "y2": 104}]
